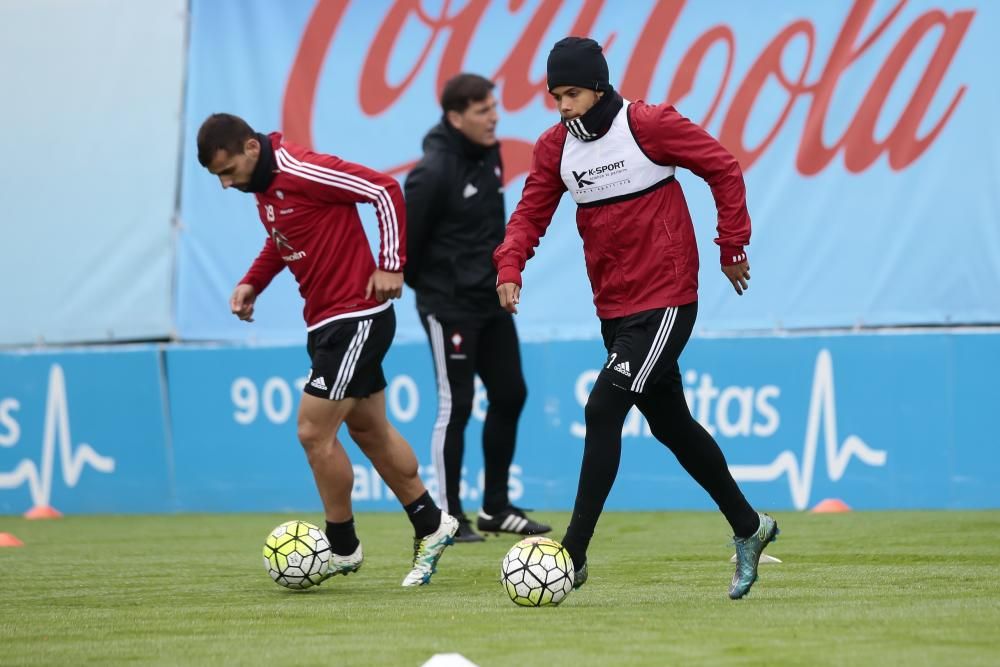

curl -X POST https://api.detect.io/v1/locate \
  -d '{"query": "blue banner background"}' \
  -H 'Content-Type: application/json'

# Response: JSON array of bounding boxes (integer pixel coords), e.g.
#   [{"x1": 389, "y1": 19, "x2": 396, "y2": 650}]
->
[
  {"x1": 178, "y1": 0, "x2": 1000, "y2": 344},
  {"x1": 7, "y1": 331, "x2": 994, "y2": 515},
  {"x1": 1, "y1": 1, "x2": 996, "y2": 346},
  {"x1": 0, "y1": 348, "x2": 172, "y2": 514}
]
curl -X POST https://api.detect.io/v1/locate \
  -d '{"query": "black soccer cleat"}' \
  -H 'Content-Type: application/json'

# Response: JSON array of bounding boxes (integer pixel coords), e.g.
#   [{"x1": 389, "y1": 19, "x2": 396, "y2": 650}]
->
[
  {"x1": 477, "y1": 506, "x2": 551, "y2": 536},
  {"x1": 453, "y1": 514, "x2": 485, "y2": 543}
]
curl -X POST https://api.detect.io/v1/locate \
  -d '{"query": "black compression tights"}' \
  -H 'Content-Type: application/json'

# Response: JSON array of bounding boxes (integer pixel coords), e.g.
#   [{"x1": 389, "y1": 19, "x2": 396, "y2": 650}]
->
[{"x1": 561, "y1": 378, "x2": 758, "y2": 568}]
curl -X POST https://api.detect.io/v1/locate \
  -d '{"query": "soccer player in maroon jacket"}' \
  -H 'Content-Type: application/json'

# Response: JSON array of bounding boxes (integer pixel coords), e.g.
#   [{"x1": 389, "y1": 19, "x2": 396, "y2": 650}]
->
[
  {"x1": 493, "y1": 38, "x2": 779, "y2": 599},
  {"x1": 196, "y1": 113, "x2": 457, "y2": 587}
]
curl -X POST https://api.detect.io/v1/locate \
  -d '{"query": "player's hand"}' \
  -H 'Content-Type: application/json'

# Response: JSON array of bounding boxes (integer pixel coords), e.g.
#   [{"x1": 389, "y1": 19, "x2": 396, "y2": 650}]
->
[
  {"x1": 230, "y1": 283, "x2": 257, "y2": 322},
  {"x1": 722, "y1": 260, "x2": 751, "y2": 296},
  {"x1": 366, "y1": 269, "x2": 403, "y2": 302},
  {"x1": 497, "y1": 282, "x2": 521, "y2": 314}
]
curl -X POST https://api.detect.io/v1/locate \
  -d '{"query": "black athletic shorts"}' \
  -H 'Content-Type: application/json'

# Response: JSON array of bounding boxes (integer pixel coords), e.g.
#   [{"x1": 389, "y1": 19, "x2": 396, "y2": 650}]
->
[
  {"x1": 303, "y1": 304, "x2": 395, "y2": 400},
  {"x1": 598, "y1": 302, "x2": 697, "y2": 394}
]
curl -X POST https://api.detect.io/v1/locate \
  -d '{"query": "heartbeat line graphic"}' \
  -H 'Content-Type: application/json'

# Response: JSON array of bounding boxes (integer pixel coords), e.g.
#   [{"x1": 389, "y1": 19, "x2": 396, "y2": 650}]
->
[
  {"x1": 729, "y1": 349, "x2": 886, "y2": 510},
  {"x1": 0, "y1": 364, "x2": 116, "y2": 508}
]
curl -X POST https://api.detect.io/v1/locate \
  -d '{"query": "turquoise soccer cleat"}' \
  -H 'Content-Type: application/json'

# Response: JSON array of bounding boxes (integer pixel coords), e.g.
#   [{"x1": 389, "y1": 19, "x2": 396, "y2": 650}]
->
[
  {"x1": 401, "y1": 513, "x2": 459, "y2": 587},
  {"x1": 572, "y1": 560, "x2": 588, "y2": 589},
  {"x1": 728, "y1": 512, "x2": 779, "y2": 600}
]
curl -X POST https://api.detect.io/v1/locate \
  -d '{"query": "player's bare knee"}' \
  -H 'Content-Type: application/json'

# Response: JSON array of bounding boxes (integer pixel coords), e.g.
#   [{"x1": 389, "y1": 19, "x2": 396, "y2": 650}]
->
[
  {"x1": 296, "y1": 419, "x2": 327, "y2": 452},
  {"x1": 346, "y1": 423, "x2": 383, "y2": 452}
]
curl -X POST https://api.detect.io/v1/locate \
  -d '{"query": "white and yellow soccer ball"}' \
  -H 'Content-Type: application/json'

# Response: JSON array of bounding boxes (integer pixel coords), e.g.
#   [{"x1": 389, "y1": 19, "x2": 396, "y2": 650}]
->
[
  {"x1": 500, "y1": 536, "x2": 575, "y2": 607},
  {"x1": 262, "y1": 520, "x2": 332, "y2": 590}
]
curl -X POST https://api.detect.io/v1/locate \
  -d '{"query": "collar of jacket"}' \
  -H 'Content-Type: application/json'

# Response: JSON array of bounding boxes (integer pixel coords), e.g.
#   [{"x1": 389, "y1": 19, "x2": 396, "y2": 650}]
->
[
  {"x1": 246, "y1": 133, "x2": 279, "y2": 193},
  {"x1": 441, "y1": 118, "x2": 498, "y2": 161},
  {"x1": 563, "y1": 90, "x2": 623, "y2": 142}
]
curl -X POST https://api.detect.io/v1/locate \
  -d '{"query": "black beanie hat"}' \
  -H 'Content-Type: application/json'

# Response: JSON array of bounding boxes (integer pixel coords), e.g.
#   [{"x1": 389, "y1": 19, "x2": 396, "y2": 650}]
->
[{"x1": 546, "y1": 37, "x2": 611, "y2": 92}]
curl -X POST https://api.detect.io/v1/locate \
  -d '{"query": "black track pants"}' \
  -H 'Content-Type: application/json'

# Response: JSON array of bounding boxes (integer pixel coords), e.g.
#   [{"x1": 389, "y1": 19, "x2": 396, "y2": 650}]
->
[
  {"x1": 421, "y1": 311, "x2": 527, "y2": 517},
  {"x1": 562, "y1": 303, "x2": 757, "y2": 567}
]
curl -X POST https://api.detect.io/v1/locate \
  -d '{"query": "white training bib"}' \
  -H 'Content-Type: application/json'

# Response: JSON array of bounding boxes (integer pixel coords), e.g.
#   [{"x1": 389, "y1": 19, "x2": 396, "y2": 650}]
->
[{"x1": 560, "y1": 101, "x2": 675, "y2": 206}]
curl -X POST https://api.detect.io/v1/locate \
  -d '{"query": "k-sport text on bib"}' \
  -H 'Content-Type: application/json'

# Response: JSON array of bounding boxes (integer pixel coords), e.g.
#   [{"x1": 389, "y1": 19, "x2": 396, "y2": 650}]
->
[{"x1": 561, "y1": 102, "x2": 675, "y2": 206}]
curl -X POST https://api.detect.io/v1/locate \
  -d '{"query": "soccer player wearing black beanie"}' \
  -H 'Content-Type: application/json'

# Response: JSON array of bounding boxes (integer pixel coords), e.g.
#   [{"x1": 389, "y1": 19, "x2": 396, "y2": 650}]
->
[
  {"x1": 493, "y1": 36, "x2": 779, "y2": 600},
  {"x1": 545, "y1": 36, "x2": 612, "y2": 93}
]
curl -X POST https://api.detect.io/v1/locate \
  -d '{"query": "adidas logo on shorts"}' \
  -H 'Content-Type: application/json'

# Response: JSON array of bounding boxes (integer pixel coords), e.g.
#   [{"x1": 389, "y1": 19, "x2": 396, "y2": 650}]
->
[
  {"x1": 310, "y1": 376, "x2": 328, "y2": 390},
  {"x1": 613, "y1": 361, "x2": 632, "y2": 377}
]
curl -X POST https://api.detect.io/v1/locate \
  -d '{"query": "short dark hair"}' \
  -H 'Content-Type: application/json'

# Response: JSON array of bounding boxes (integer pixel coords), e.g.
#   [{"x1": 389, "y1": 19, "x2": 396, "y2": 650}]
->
[
  {"x1": 440, "y1": 73, "x2": 495, "y2": 114},
  {"x1": 197, "y1": 113, "x2": 256, "y2": 167}
]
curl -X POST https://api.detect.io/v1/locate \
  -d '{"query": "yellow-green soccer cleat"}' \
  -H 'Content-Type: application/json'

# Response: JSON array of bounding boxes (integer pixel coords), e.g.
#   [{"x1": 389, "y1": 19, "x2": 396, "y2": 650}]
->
[
  {"x1": 729, "y1": 513, "x2": 779, "y2": 600},
  {"x1": 401, "y1": 513, "x2": 459, "y2": 587},
  {"x1": 321, "y1": 543, "x2": 363, "y2": 582}
]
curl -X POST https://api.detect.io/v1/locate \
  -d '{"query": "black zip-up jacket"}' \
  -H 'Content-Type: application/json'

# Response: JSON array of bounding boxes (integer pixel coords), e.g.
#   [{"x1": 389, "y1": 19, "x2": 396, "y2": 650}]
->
[{"x1": 404, "y1": 120, "x2": 506, "y2": 319}]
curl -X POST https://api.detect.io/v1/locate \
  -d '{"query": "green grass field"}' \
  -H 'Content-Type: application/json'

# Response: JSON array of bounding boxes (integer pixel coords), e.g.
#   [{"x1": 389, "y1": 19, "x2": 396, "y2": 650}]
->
[{"x1": 1, "y1": 511, "x2": 998, "y2": 666}]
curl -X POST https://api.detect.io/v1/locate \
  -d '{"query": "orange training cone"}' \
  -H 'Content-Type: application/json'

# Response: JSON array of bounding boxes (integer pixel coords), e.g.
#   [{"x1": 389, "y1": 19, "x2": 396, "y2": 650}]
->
[
  {"x1": 0, "y1": 533, "x2": 25, "y2": 547},
  {"x1": 811, "y1": 498, "x2": 851, "y2": 513},
  {"x1": 24, "y1": 505, "x2": 63, "y2": 519}
]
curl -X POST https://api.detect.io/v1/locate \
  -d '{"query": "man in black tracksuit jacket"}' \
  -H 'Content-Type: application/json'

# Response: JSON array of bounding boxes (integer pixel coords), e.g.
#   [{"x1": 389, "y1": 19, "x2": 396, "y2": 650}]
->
[{"x1": 404, "y1": 73, "x2": 549, "y2": 542}]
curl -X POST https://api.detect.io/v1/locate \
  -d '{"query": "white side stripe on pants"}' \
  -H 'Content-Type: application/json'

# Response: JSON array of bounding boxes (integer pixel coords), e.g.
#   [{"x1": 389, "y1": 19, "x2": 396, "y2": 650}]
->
[
  {"x1": 631, "y1": 307, "x2": 676, "y2": 393},
  {"x1": 426, "y1": 315, "x2": 454, "y2": 514},
  {"x1": 331, "y1": 320, "x2": 372, "y2": 400}
]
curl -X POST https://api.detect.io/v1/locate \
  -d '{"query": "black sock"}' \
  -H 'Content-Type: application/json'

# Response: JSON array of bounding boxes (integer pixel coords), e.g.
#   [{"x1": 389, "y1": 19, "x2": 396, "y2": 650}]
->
[
  {"x1": 734, "y1": 513, "x2": 761, "y2": 540},
  {"x1": 325, "y1": 518, "x2": 360, "y2": 556},
  {"x1": 403, "y1": 491, "x2": 443, "y2": 538},
  {"x1": 561, "y1": 536, "x2": 586, "y2": 572}
]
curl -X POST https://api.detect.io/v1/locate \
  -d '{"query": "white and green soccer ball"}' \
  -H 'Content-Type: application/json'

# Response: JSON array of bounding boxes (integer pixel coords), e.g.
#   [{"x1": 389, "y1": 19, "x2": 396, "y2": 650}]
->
[
  {"x1": 500, "y1": 536, "x2": 575, "y2": 607},
  {"x1": 262, "y1": 520, "x2": 331, "y2": 590}
]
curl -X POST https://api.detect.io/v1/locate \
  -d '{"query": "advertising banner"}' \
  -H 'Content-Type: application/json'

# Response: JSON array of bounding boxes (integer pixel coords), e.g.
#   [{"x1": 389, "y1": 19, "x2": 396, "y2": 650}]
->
[
  {"x1": 3, "y1": 332, "x2": 995, "y2": 514},
  {"x1": 178, "y1": 0, "x2": 1000, "y2": 343},
  {"x1": 0, "y1": 348, "x2": 172, "y2": 514},
  {"x1": 163, "y1": 330, "x2": 1000, "y2": 513}
]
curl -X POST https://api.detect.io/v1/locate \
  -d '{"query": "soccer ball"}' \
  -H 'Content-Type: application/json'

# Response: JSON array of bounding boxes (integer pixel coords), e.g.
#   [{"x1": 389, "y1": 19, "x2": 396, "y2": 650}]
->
[
  {"x1": 500, "y1": 536, "x2": 575, "y2": 607},
  {"x1": 262, "y1": 520, "x2": 331, "y2": 590}
]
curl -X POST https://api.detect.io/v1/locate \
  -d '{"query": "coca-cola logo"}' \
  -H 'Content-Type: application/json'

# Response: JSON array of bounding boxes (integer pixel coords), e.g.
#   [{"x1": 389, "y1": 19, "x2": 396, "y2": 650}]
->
[{"x1": 283, "y1": 0, "x2": 973, "y2": 182}]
